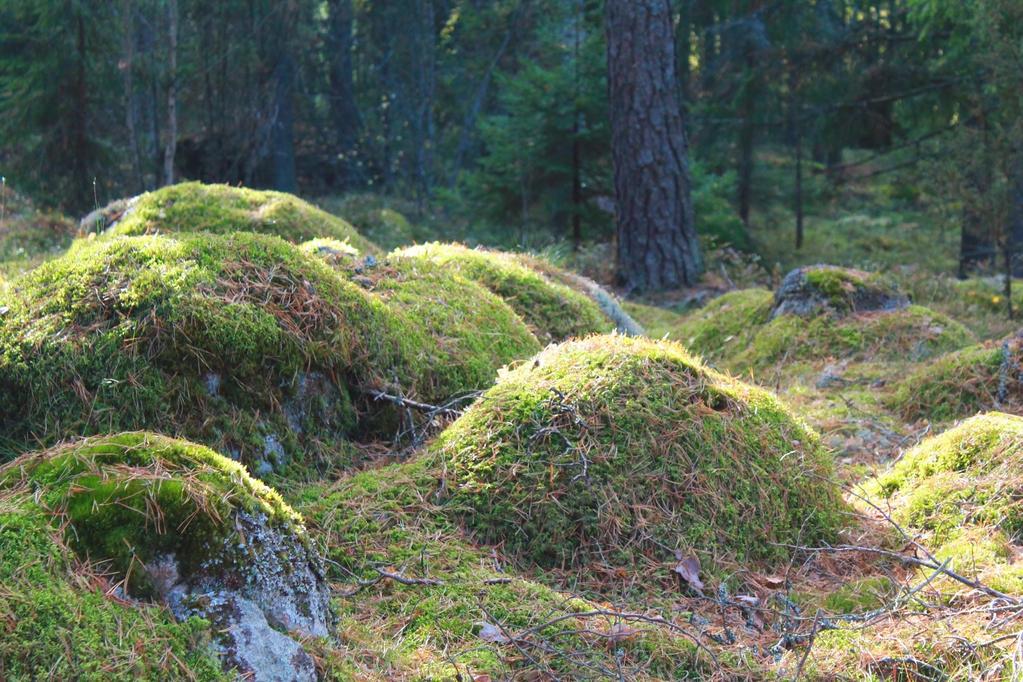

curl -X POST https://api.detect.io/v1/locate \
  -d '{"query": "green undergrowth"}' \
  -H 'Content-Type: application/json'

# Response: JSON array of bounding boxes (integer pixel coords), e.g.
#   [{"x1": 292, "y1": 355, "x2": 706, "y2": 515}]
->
[
  {"x1": 433, "y1": 334, "x2": 842, "y2": 570},
  {"x1": 0, "y1": 231, "x2": 540, "y2": 471},
  {"x1": 288, "y1": 458, "x2": 711, "y2": 680},
  {"x1": 674, "y1": 288, "x2": 971, "y2": 375},
  {"x1": 394, "y1": 242, "x2": 612, "y2": 342},
  {"x1": 889, "y1": 334, "x2": 1019, "y2": 423},
  {"x1": 865, "y1": 412, "x2": 1023, "y2": 590},
  {"x1": 89, "y1": 182, "x2": 378, "y2": 255},
  {"x1": 0, "y1": 432, "x2": 294, "y2": 680},
  {"x1": 0, "y1": 186, "x2": 76, "y2": 279}
]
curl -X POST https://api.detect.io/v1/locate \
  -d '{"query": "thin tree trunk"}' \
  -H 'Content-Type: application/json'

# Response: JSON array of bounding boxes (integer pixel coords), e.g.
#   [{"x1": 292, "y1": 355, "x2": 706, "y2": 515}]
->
[
  {"x1": 327, "y1": 0, "x2": 363, "y2": 188},
  {"x1": 73, "y1": 8, "x2": 90, "y2": 210},
  {"x1": 163, "y1": 0, "x2": 178, "y2": 186},
  {"x1": 122, "y1": 1, "x2": 144, "y2": 193},
  {"x1": 606, "y1": 0, "x2": 702, "y2": 291},
  {"x1": 271, "y1": 53, "x2": 298, "y2": 192}
]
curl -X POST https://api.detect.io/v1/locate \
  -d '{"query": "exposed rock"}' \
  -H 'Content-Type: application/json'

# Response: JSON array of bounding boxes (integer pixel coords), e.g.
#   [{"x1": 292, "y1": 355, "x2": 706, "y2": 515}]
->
[
  {"x1": 79, "y1": 195, "x2": 139, "y2": 233},
  {"x1": 772, "y1": 265, "x2": 908, "y2": 319},
  {"x1": 154, "y1": 509, "x2": 331, "y2": 681}
]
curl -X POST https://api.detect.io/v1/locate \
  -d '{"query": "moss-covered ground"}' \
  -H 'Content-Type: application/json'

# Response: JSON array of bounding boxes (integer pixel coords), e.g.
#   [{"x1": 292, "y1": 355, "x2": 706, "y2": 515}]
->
[{"x1": 7, "y1": 179, "x2": 1023, "y2": 679}]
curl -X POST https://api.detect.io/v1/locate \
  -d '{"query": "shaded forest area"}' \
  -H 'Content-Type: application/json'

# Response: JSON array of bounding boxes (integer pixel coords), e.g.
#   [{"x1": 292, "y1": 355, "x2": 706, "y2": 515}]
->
[{"x1": 1, "y1": 0, "x2": 1020, "y2": 282}]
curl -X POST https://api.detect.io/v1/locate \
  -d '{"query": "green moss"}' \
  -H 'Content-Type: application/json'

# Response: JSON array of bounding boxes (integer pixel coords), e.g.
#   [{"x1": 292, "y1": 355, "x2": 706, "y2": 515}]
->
[
  {"x1": 889, "y1": 338, "x2": 1010, "y2": 423},
  {"x1": 0, "y1": 232, "x2": 390, "y2": 468},
  {"x1": 0, "y1": 231, "x2": 549, "y2": 469},
  {"x1": 674, "y1": 288, "x2": 972, "y2": 374},
  {"x1": 433, "y1": 334, "x2": 842, "y2": 569},
  {"x1": 91, "y1": 182, "x2": 378, "y2": 255},
  {"x1": 318, "y1": 193, "x2": 423, "y2": 250},
  {"x1": 822, "y1": 576, "x2": 896, "y2": 614},
  {"x1": 673, "y1": 289, "x2": 774, "y2": 359},
  {"x1": 866, "y1": 413, "x2": 1023, "y2": 570},
  {"x1": 1, "y1": 432, "x2": 302, "y2": 595},
  {"x1": 394, "y1": 242, "x2": 612, "y2": 342},
  {"x1": 621, "y1": 301, "x2": 686, "y2": 340},
  {"x1": 802, "y1": 266, "x2": 897, "y2": 313},
  {"x1": 288, "y1": 457, "x2": 710, "y2": 680},
  {"x1": 0, "y1": 436, "x2": 261, "y2": 680}
]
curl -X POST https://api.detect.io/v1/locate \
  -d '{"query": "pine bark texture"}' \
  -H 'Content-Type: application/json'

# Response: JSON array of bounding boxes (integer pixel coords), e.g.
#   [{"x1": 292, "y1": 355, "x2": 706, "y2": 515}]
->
[{"x1": 606, "y1": 0, "x2": 702, "y2": 291}]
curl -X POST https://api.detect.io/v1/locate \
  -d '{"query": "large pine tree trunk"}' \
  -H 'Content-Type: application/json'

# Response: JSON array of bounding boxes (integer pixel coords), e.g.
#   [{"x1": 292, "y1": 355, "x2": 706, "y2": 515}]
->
[{"x1": 605, "y1": 0, "x2": 702, "y2": 291}]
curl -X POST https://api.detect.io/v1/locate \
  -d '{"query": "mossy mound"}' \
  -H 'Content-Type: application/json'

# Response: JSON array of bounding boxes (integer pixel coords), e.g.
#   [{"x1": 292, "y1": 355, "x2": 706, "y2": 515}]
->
[
  {"x1": 394, "y1": 242, "x2": 613, "y2": 342},
  {"x1": 318, "y1": 192, "x2": 423, "y2": 250},
  {"x1": 433, "y1": 335, "x2": 841, "y2": 569},
  {"x1": 865, "y1": 413, "x2": 1023, "y2": 592},
  {"x1": 622, "y1": 300, "x2": 686, "y2": 339},
  {"x1": 674, "y1": 288, "x2": 971, "y2": 371},
  {"x1": 773, "y1": 264, "x2": 908, "y2": 318},
  {"x1": 302, "y1": 240, "x2": 542, "y2": 402},
  {"x1": 0, "y1": 432, "x2": 331, "y2": 680},
  {"x1": 0, "y1": 231, "x2": 539, "y2": 469},
  {"x1": 85, "y1": 182, "x2": 378, "y2": 255},
  {"x1": 890, "y1": 332, "x2": 1023, "y2": 423}
]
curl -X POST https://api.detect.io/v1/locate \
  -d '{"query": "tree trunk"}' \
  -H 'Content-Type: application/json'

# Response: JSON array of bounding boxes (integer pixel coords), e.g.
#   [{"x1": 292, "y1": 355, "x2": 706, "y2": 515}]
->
[
  {"x1": 271, "y1": 52, "x2": 298, "y2": 192},
  {"x1": 121, "y1": 1, "x2": 144, "y2": 193},
  {"x1": 606, "y1": 0, "x2": 702, "y2": 291},
  {"x1": 326, "y1": 0, "x2": 363, "y2": 188},
  {"x1": 72, "y1": 9, "x2": 90, "y2": 210},
  {"x1": 163, "y1": 0, "x2": 178, "y2": 186},
  {"x1": 270, "y1": 0, "x2": 298, "y2": 193}
]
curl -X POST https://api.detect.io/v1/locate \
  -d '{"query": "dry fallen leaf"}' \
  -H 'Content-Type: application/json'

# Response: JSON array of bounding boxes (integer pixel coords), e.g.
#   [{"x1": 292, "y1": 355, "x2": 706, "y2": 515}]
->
[
  {"x1": 762, "y1": 575, "x2": 786, "y2": 589},
  {"x1": 672, "y1": 552, "x2": 705, "y2": 592}
]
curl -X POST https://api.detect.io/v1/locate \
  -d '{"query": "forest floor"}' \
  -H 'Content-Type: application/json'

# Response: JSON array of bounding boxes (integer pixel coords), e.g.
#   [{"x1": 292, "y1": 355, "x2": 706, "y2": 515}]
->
[{"x1": 2, "y1": 173, "x2": 1023, "y2": 681}]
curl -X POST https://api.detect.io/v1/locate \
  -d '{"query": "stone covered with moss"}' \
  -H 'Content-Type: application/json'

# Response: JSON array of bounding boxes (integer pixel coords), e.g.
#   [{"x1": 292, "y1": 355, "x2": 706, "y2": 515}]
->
[
  {"x1": 674, "y1": 285, "x2": 971, "y2": 372},
  {"x1": 866, "y1": 412, "x2": 1023, "y2": 593},
  {"x1": 773, "y1": 265, "x2": 908, "y2": 318},
  {"x1": 433, "y1": 335, "x2": 842, "y2": 568},
  {"x1": 84, "y1": 182, "x2": 378, "y2": 255},
  {"x1": 890, "y1": 332, "x2": 1022, "y2": 423},
  {"x1": 0, "y1": 231, "x2": 540, "y2": 470},
  {"x1": 395, "y1": 242, "x2": 613, "y2": 342},
  {"x1": 0, "y1": 432, "x2": 332, "y2": 680}
]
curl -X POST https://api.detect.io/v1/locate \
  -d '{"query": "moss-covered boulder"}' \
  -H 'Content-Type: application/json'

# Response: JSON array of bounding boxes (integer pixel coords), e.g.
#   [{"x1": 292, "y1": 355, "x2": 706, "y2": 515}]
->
[
  {"x1": 674, "y1": 287, "x2": 971, "y2": 371},
  {"x1": 865, "y1": 413, "x2": 1023, "y2": 593},
  {"x1": 0, "y1": 231, "x2": 539, "y2": 469},
  {"x1": 434, "y1": 335, "x2": 842, "y2": 569},
  {"x1": 773, "y1": 265, "x2": 908, "y2": 318},
  {"x1": 317, "y1": 192, "x2": 423, "y2": 250},
  {"x1": 394, "y1": 242, "x2": 613, "y2": 342},
  {"x1": 0, "y1": 432, "x2": 332, "y2": 680},
  {"x1": 890, "y1": 332, "x2": 1023, "y2": 423},
  {"x1": 84, "y1": 182, "x2": 378, "y2": 255}
]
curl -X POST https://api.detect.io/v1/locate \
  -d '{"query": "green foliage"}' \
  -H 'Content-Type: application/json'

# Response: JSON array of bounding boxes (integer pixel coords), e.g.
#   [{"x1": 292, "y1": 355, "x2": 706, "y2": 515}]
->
[
  {"x1": 434, "y1": 334, "x2": 842, "y2": 569},
  {"x1": 318, "y1": 193, "x2": 426, "y2": 250}
]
